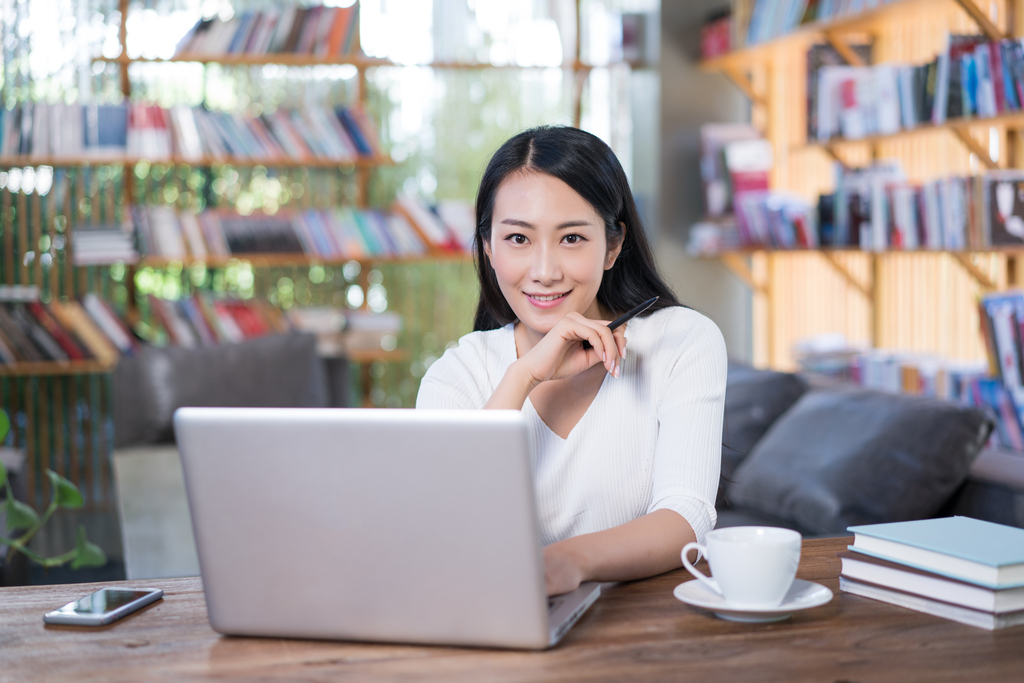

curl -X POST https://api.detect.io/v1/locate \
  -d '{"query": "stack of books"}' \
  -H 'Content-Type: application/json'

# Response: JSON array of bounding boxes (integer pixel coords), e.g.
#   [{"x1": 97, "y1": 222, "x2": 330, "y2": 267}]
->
[
  {"x1": 733, "y1": 0, "x2": 899, "y2": 48},
  {"x1": 840, "y1": 517, "x2": 1024, "y2": 630},
  {"x1": 0, "y1": 102, "x2": 384, "y2": 162},
  {"x1": 72, "y1": 223, "x2": 139, "y2": 266},
  {"x1": 0, "y1": 287, "x2": 132, "y2": 366},
  {"x1": 146, "y1": 293, "x2": 290, "y2": 349},
  {"x1": 173, "y1": 3, "x2": 361, "y2": 58}
]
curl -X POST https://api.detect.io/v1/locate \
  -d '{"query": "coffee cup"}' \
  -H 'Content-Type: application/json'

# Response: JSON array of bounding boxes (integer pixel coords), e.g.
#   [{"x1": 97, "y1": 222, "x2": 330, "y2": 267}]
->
[{"x1": 681, "y1": 526, "x2": 801, "y2": 608}]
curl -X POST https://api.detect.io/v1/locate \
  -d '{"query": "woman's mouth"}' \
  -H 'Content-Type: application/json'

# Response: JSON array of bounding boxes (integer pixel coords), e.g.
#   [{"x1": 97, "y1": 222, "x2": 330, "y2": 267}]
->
[{"x1": 525, "y1": 291, "x2": 570, "y2": 308}]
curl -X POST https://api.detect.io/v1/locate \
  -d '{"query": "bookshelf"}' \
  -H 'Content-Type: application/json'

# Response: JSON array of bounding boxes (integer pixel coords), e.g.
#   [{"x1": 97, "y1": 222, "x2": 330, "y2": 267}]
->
[{"x1": 698, "y1": 0, "x2": 1024, "y2": 369}]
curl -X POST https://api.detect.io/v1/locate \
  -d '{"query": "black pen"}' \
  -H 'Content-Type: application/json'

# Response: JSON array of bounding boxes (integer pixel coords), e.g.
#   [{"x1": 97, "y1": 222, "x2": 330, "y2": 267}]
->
[{"x1": 582, "y1": 296, "x2": 659, "y2": 349}]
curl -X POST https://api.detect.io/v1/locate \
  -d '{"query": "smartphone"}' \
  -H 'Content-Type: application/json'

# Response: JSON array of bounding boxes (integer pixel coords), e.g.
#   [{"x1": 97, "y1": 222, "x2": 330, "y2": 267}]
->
[{"x1": 43, "y1": 587, "x2": 163, "y2": 626}]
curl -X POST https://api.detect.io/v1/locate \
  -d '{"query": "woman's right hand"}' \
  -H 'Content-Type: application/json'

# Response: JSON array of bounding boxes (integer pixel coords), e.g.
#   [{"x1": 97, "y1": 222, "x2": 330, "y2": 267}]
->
[{"x1": 517, "y1": 312, "x2": 626, "y2": 386}]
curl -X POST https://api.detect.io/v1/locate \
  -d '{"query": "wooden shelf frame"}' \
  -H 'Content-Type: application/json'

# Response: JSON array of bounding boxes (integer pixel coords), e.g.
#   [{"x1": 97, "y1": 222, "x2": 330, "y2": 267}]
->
[
  {"x1": 0, "y1": 360, "x2": 116, "y2": 377},
  {"x1": 136, "y1": 252, "x2": 472, "y2": 269},
  {"x1": 796, "y1": 111, "x2": 1024, "y2": 169},
  {"x1": 0, "y1": 155, "x2": 395, "y2": 169}
]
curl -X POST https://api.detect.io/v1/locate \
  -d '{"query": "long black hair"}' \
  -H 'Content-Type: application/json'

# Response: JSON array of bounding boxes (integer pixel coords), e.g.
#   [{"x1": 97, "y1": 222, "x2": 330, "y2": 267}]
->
[{"x1": 473, "y1": 126, "x2": 682, "y2": 331}]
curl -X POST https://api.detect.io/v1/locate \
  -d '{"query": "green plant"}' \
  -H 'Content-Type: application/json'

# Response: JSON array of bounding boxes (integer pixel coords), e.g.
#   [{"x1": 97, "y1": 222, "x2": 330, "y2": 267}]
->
[{"x1": 0, "y1": 409, "x2": 106, "y2": 569}]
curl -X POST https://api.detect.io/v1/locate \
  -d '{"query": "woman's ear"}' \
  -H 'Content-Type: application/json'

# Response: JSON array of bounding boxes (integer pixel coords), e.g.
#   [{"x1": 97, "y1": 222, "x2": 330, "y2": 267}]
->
[
  {"x1": 483, "y1": 237, "x2": 492, "y2": 263},
  {"x1": 605, "y1": 222, "x2": 625, "y2": 270}
]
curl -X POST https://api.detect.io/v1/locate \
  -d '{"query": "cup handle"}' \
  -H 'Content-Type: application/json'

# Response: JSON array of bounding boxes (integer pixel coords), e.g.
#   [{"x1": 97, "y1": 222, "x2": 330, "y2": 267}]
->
[{"x1": 681, "y1": 541, "x2": 722, "y2": 596}]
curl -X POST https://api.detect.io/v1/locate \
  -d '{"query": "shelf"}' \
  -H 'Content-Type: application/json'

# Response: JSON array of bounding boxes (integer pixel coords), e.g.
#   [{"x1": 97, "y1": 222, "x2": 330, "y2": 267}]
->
[
  {"x1": 703, "y1": 248, "x2": 1024, "y2": 256},
  {"x1": 137, "y1": 252, "x2": 472, "y2": 269},
  {"x1": 0, "y1": 155, "x2": 394, "y2": 169},
  {"x1": 95, "y1": 54, "x2": 394, "y2": 68},
  {"x1": 797, "y1": 111, "x2": 1024, "y2": 157},
  {"x1": 701, "y1": 0, "x2": 972, "y2": 72},
  {"x1": 96, "y1": 55, "x2": 615, "y2": 71},
  {"x1": 0, "y1": 360, "x2": 116, "y2": 377},
  {"x1": 345, "y1": 348, "x2": 409, "y2": 364}
]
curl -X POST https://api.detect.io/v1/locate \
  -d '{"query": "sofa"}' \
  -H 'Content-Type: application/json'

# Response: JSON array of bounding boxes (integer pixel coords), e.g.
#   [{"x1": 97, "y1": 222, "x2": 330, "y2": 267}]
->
[{"x1": 717, "y1": 362, "x2": 1024, "y2": 537}]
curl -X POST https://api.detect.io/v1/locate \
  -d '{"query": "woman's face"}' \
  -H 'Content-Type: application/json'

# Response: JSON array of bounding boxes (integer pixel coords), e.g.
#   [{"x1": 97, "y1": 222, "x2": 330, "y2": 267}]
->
[{"x1": 485, "y1": 171, "x2": 621, "y2": 336}]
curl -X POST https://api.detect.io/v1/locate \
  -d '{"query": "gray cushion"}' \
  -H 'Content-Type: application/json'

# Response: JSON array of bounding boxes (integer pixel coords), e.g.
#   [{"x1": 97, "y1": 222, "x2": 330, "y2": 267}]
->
[
  {"x1": 113, "y1": 333, "x2": 328, "y2": 446},
  {"x1": 720, "y1": 363, "x2": 808, "y2": 504},
  {"x1": 727, "y1": 387, "x2": 993, "y2": 535}
]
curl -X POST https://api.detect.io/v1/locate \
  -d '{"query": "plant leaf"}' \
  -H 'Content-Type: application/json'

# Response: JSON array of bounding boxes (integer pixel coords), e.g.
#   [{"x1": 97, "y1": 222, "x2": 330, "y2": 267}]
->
[
  {"x1": 5, "y1": 497, "x2": 39, "y2": 532},
  {"x1": 71, "y1": 525, "x2": 106, "y2": 569},
  {"x1": 46, "y1": 470, "x2": 84, "y2": 509},
  {"x1": 0, "y1": 458, "x2": 6, "y2": 489},
  {"x1": 0, "y1": 409, "x2": 9, "y2": 442}
]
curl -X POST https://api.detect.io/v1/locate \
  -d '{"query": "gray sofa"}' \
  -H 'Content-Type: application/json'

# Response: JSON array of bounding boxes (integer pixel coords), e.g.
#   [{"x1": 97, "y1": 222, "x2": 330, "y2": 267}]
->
[
  {"x1": 717, "y1": 362, "x2": 1024, "y2": 536},
  {"x1": 113, "y1": 333, "x2": 331, "y2": 447}
]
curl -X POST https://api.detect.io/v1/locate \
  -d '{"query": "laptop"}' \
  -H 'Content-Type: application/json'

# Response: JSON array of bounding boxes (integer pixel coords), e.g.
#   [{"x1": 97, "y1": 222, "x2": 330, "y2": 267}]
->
[{"x1": 173, "y1": 407, "x2": 600, "y2": 649}]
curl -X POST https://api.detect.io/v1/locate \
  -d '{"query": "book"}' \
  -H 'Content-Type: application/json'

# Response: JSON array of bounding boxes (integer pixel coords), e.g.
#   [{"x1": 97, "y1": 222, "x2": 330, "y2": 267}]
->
[
  {"x1": 847, "y1": 517, "x2": 1024, "y2": 589},
  {"x1": 838, "y1": 550, "x2": 1024, "y2": 613},
  {"x1": 47, "y1": 301, "x2": 119, "y2": 365},
  {"x1": 840, "y1": 576, "x2": 1024, "y2": 630}
]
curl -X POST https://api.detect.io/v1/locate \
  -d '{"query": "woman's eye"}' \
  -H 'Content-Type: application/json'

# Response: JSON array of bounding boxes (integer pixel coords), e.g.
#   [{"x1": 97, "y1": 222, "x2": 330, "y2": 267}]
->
[
  {"x1": 562, "y1": 234, "x2": 584, "y2": 244},
  {"x1": 507, "y1": 234, "x2": 528, "y2": 245}
]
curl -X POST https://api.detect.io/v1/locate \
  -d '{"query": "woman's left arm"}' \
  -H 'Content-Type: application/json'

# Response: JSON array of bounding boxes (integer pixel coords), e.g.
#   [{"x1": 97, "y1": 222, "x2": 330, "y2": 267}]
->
[{"x1": 544, "y1": 312, "x2": 728, "y2": 595}]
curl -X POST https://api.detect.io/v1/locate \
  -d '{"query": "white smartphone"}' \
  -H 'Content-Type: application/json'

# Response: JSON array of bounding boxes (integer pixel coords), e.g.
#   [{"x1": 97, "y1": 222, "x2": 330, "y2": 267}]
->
[{"x1": 43, "y1": 587, "x2": 164, "y2": 626}]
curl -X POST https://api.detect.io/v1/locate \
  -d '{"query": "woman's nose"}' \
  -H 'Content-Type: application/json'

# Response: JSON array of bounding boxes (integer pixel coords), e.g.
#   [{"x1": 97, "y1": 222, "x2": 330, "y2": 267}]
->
[{"x1": 530, "y1": 244, "x2": 562, "y2": 284}]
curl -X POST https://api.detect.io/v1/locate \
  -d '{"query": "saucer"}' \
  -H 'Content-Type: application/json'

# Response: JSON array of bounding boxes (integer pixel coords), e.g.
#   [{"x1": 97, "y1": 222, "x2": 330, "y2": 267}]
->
[{"x1": 673, "y1": 578, "x2": 833, "y2": 623}]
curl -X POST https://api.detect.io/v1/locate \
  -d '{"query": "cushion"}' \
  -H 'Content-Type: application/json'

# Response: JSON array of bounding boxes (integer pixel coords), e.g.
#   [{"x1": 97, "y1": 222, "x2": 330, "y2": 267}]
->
[
  {"x1": 726, "y1": 387, "x2": 993, "y2": 535},
  {"x1": 113, "y1": 333, "x2": 328, "y2": 446},
  {"x1": 720, "y1": 363, "x2": 808, "y2": 503}
]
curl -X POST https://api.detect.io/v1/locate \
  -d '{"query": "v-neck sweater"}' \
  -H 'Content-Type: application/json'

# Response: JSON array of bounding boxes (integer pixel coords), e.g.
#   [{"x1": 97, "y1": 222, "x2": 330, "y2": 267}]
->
[{"x1": 415, "y1": 306, "x2": 727, "y2": 547}]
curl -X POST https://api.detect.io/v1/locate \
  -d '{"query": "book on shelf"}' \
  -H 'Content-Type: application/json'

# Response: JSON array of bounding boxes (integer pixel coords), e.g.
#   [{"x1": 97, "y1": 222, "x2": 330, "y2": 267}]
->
[
  {"x1": 733, "y1": 191, "x2": 819, "y2": 249},
  {"x1": 837, "y1": 550, "x2": 1024, "y2": 614},
  {"x1": 839, "y1": 576, "x2": 1024, "y2": 630},
  {"x1": 847, "y1": 517, "x2": 1024, "y2": 589},
  {"x1": 131, "y1": 200, "x2": 471, "y2": 261},
  {"x1": 806, "y1": 43, "x2": 873, "y2": 142},
  {"x1": 0, "y1": 102, "x2": 383, "y2": 164},
  {"x1": 288, "y1": 307, "x2": 402, "y2": 357},
  {"x1": 700, "y1": 9, "x2": 732, "y2": 61},
  {"x1": 698, "y1": 123, "x2": 766, "y2": 217},
  {"x1": 810, "y1": 34, "x2": 1024, "y2": 142},
  {"x1": 174, "y1": 3, "x2": 360, "y2": 58}
]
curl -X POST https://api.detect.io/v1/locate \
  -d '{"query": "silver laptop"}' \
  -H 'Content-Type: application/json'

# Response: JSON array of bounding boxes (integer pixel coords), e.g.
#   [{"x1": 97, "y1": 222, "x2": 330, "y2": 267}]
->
[{"x1": 173, "y1": 407, "x2": 600, "y2": 649}]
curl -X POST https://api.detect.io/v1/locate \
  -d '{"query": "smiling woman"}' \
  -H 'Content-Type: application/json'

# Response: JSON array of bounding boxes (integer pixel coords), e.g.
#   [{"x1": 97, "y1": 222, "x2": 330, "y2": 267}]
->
[{"x1": 416, "y1": 126, "x2": 727, "y2": 597}]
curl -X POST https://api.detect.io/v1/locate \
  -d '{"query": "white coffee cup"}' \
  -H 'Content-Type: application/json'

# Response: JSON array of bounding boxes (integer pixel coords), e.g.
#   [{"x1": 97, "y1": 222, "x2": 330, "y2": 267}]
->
[{"x1": 681, "y1": 526, "x2": 801, "y2": 608}]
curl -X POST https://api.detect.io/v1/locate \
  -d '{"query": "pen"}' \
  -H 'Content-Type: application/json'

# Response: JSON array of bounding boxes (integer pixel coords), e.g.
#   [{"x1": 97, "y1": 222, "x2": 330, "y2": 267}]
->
[{"x1": 582, "y1": 296, "x2": 659, "y2": 349}]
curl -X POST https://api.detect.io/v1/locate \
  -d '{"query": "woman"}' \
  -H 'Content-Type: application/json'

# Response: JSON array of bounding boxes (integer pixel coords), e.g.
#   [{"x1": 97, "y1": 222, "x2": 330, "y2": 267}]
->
[{"x1": 416, "y1": 126, "x2": 726, "y2": 596}]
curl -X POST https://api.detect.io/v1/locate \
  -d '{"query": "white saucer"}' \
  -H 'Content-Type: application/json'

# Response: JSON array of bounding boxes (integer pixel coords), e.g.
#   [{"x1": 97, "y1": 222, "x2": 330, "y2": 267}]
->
[{"x1": 673, "y1": 578, "x2": 833, "y2": 623}]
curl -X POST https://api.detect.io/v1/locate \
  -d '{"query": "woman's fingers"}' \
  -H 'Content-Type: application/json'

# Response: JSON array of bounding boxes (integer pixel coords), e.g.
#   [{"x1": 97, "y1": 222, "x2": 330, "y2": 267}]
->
[{"x1": 570, "y1": 315, "x2": 620, "y2": 377}]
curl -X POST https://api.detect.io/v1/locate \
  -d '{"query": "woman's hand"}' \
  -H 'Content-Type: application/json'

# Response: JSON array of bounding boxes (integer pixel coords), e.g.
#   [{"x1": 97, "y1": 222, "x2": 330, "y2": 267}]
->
[
  {"x1": 543, "y1": 542, "x2": 588, "y2": 596},
  {"x1": 519, "y1": 312, "x2": 626, "y2": 386}
]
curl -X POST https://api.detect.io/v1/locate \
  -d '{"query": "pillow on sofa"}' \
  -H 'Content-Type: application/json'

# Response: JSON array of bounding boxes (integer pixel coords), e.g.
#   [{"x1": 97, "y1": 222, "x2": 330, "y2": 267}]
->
[
  {"x1": 726, "y1": 387, "x2": 993, "y2": 535},
  {"x1": 721, "y1": 363, "x2": 808, "y2": 485}
]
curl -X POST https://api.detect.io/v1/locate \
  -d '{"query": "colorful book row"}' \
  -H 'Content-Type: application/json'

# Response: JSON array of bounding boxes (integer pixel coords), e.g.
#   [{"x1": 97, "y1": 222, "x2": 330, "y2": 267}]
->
[
  {"x1": 147, "y1": 293, "x2": 291, "y2": 349},
  {"x1": 813, "y1": 35, "x2": 1024, "y2": 141},
  {"x1": 0, "y1": 102, "x2": 384, "y2": 163},
  {"x1": 174, "y1": 3, "x2": 360, "y2": 58}
]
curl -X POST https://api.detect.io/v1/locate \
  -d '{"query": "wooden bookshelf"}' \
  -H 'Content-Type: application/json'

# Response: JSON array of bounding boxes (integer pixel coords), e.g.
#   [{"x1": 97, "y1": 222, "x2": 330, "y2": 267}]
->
[
  {"x1": 701, "y1": 0, "x2": 999, "y2": 72},
  {"x1": 0, "y1": 155, "x2": 394, "y2": 169},
  {"x1": 95, "y1": 54, "x2": 394, "y2": 68},
  {"x1": 97, "y1": 54, "x2": 608, "y2": 72},
  {"x1": 137, "y1": 252, "x2": 471, "y2": 269},
  {"x1": 0, "y1": 360, "x2": 116, "y2": 377},
  {"x1": 796, "y1": 111, "x2": 1024, "y2": 169}
]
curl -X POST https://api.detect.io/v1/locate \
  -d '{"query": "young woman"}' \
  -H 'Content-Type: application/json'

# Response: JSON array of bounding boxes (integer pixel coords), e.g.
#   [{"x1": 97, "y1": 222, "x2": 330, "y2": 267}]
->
[{"x1": 416, "y1": 126, "x2": 726, "y2": 596}]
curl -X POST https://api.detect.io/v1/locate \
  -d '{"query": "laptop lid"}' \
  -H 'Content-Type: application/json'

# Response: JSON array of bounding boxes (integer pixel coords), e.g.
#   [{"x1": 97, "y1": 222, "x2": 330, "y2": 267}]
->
[{"x1": 174, "y1": 407, "x2": 552, "y2": 649}]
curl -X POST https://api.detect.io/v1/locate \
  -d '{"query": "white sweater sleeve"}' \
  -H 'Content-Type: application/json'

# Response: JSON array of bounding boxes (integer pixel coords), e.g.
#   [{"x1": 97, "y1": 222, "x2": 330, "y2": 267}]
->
[
  {"x1": 645, "y1": 310, "x2": 727, "y2": 543},
  {"x1": 415, "y1": 336, "x2": 491, "y2": 410}
]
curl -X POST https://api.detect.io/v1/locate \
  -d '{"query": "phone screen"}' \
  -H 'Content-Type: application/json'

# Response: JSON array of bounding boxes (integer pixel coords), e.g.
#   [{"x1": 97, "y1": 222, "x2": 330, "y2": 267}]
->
[{"x1": 67, "y1": 589, "x2": 154, "y2": 614}]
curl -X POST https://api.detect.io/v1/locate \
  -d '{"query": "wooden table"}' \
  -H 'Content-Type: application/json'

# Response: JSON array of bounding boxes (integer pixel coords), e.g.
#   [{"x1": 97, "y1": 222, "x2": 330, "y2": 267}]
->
[{"x1": 1, "y1": 537, "x2": 1022, "y2": 682}]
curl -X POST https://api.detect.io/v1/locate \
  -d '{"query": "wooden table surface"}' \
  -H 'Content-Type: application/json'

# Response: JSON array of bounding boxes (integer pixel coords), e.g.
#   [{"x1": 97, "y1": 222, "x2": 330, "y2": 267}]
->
[{"x1": 1, "y1": 537, "x2": 1022, "y2": 682}]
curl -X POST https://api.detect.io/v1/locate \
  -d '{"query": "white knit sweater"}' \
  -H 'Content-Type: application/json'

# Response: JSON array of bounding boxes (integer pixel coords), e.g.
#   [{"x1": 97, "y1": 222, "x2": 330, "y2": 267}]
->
[{"x1": 416, "y1": 306, "x2": 727, "y2": 546}]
